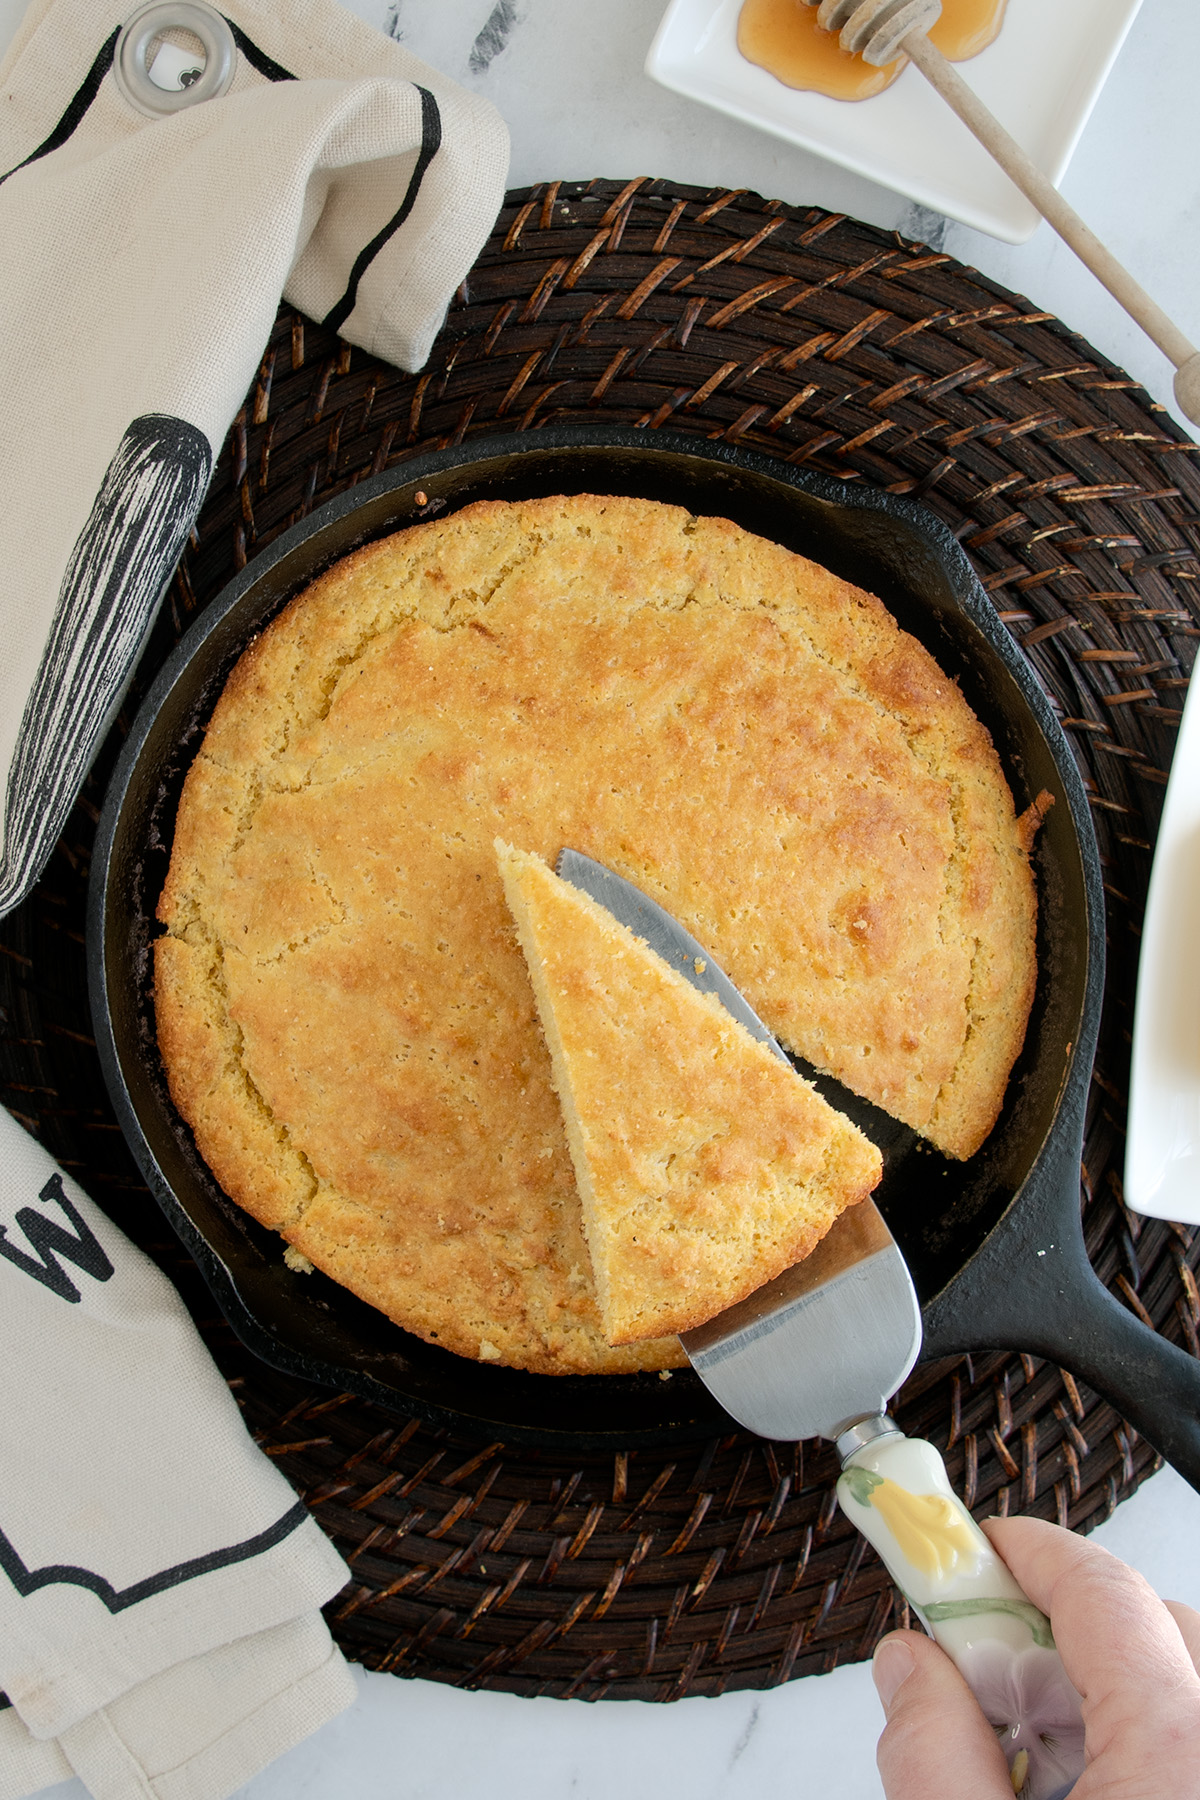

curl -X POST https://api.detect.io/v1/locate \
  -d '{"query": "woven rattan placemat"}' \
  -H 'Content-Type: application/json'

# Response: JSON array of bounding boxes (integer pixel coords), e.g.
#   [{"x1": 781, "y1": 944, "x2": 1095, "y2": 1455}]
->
[{"x1": 4, "y1": 178, "x2": 1200, "y2": 1701}]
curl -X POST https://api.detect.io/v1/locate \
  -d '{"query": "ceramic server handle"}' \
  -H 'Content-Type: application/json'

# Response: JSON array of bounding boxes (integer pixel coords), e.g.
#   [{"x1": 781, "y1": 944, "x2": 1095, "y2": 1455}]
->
[{"x1": 837, "y1": 1429, "x2": 1085, "y2": 1800}]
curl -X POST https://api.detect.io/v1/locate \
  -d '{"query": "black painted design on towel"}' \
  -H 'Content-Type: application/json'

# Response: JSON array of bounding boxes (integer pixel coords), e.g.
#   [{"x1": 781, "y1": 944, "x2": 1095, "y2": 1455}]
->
[
  {"x1": 0, "y1": 1503, "x2": 310, "y2": 1612},
  {"x1": 0, "y1": 1173, "x2": 114, "y2": 1303},
  {"x1": 0, "y1": 415, "x2": 212, "y2": 914},
  {"x1": 469, "y1": 1, "x2": 522, "y2": 75},
  {"x1": 322, "y1": 84, "x2": 443, "y2": 335},
  {"x1": 0, "y1": 17, "x2": 294, "y2": 187}
]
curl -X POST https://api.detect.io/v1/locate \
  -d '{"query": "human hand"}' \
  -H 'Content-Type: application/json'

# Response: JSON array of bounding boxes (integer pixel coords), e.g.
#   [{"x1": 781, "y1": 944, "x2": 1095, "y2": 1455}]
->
[{"x1": 871, "y1": 1513, "x2": 1200, "y2": 1798}]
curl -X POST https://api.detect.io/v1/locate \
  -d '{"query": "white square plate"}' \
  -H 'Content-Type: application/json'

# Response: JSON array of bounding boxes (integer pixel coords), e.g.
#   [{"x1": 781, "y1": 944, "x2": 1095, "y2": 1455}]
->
[
  {"x1": 1125, "y1": 677, "x2": 1200, "y2": 1226},
  {"x1": 646, "y1": 0, "x2": 1143, "y2": 244}
]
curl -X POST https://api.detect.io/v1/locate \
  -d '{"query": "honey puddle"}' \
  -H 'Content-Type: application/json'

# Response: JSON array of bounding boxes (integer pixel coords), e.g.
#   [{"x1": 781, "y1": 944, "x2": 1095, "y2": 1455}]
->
[{"x1": 737, "y1": 0, "x2": 1008, "y2": 101}]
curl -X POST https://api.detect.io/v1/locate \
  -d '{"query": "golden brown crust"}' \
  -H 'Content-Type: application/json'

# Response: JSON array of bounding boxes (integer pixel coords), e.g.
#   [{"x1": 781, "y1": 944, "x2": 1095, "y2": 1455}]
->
[
  {"x1": 497, "y1": 842, "x2": 882, "y2": 1344},
  {"x1": 155, "y1": 493, "x2": 1038, "y2": 1374}
]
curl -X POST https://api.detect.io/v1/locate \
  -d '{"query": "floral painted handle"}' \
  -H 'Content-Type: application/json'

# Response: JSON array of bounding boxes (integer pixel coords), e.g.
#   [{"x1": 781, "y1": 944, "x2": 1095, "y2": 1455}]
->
[{"x1": 837, "y1": 1427, "x2": 1085, "y2": 1800}]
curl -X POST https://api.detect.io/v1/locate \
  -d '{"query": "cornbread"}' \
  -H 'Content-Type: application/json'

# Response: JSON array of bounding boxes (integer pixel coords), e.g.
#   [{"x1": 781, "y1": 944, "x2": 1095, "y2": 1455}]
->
[
  {"x1": 155, "y1": 492, "x2": 1040, "y2": 1375},
  {"x1": 496, "y1": 842, "x2": 882, "y2": 1344}
]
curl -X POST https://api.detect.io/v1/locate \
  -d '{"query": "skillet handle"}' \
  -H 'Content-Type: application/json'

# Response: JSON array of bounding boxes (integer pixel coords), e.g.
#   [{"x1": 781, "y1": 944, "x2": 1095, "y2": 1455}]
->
[
  {"x1": 920, "y1": 1054, "x2": 1200, "y2": 1496},
  {"x1": 924, "y1": 1218, "x2": 1200, "y2": 1495},
  {"x1": 1040, "y1": 1266, "x2": 1200, "y2": 1496}
]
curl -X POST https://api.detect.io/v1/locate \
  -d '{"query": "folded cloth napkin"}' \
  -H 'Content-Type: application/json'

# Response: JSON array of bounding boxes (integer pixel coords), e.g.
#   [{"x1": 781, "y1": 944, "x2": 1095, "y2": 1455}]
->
[
  {"x1": 0, "y1": 0, "x2": 509, "y2": 918},
  {"x1": 0, "y1": 1107, "x2": 357, "y2": 1800}
]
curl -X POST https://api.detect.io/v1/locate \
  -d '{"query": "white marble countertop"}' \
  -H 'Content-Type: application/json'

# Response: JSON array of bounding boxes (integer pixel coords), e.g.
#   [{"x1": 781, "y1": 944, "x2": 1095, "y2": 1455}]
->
[{"x1": 3, "y1": 0, "x2": 1197, "y2": 1794}]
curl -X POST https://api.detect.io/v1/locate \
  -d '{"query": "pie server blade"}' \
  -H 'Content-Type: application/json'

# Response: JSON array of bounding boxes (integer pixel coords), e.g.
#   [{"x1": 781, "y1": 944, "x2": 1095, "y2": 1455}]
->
[{"x1": 556, "y1": 848, "x2": 1085, "y2": 1800}]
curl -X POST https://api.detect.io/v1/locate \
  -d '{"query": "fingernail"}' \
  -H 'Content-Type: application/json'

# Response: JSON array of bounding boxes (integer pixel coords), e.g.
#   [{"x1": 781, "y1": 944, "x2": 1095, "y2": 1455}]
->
[{"x1": 872, "y1": 1637, "x2": 915, "y2": 1713}]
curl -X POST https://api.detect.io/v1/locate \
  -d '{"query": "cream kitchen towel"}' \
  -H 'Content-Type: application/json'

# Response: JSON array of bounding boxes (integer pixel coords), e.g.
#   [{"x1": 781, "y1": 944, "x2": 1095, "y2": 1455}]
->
[
  {"x1": 0, "y1": 1617, "x2": 354, "y2": 1800},
  {"x1": 0, "y1": 0, "x2": 509, "y2": 917},
  {"x1": 0, "y1": 1106, "x2": 357, "y2": 1798}
]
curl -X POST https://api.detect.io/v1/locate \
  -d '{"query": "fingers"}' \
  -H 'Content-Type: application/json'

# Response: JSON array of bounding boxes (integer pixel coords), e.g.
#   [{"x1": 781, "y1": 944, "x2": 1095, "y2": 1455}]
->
[
  {"x1": 873, "y1": 1522, "x2": 1200, "y2": 1800},
  {"x1": 873, "y1": 1629, "x2": 1013, "y2": 1800},
  {"x1": 983, "y1": 1516, "x2": 1200, "y2": 1777},
  {"x1": 1165, "y1": 1599, "x2": 1200, "y2": 1674}
]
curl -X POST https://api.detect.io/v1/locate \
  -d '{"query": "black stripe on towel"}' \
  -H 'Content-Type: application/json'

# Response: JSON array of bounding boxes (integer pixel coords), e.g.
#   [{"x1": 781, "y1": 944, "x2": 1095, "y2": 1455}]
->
[
  {"x1": 0, "y1": 17, "x2": 294, "y2": 188},
  {"x1": 226, "y1": 22, "x2": 296, "y2": 83},
  {"x1": 0, "y1": 26, "x2": 120, "y2": 187},
  {"x1": 0, "y1": 1501, "x2": 310, "y2": 1612},
  {"x1": 322, "y1": 84, "x2": 443, "y2": 335}
]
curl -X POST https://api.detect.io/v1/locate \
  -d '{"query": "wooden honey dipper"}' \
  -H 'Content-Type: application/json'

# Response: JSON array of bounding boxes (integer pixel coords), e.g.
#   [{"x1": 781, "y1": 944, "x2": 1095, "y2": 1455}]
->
[{"x1": 800, "y1": 0, "x2": 1200, "y2": 428}]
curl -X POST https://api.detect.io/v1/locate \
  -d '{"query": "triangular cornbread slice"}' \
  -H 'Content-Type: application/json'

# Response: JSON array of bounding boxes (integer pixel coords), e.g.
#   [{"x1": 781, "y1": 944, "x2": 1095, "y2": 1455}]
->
[{"x1": 497, "y1": 842, "x2": 883, "y2": 1345}]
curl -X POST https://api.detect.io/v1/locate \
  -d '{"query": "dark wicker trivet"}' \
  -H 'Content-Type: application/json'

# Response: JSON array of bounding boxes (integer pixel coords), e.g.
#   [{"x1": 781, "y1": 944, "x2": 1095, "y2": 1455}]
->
[{"x1": 4, "y1": 177, "x2": 1200, "y2": 1702}]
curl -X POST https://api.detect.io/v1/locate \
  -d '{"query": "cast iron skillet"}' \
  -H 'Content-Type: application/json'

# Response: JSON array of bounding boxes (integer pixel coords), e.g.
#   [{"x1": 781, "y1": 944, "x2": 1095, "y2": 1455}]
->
[{"x1": 88, "y1": 426, "x2": 1200, "y2": 1479}]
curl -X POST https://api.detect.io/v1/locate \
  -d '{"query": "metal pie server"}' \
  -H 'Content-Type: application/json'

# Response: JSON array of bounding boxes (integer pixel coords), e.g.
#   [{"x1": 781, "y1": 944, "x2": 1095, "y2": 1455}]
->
[{"x1": 558, "y1": 850, "x2": 1085, "y2": 1800}]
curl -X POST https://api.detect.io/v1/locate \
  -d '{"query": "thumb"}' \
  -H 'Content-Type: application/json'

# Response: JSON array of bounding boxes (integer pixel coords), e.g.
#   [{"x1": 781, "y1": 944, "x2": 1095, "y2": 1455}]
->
[{"x1": 873, "y1": 1630, "x2": 1014, "y2": 1800}]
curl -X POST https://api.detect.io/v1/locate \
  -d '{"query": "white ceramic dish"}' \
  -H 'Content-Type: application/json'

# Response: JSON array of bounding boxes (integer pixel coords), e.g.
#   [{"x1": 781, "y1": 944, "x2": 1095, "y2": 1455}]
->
[
  {"x1": 646, "y1": 0, "x2": 1143, "y2": 244},
  {"x1": 1126, "y1": 678, "x2": 1200, "y2": 1225}
]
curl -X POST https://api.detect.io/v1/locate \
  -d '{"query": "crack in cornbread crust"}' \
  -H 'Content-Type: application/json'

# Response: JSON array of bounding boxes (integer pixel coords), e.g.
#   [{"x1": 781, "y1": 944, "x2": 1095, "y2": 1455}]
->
[
  {"x1": 497, "y1": 842, "x2": 882, "y2": 1344},
  {"x1": 155, "y1": 493, "x2": 1038, "y2": 1374}
]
